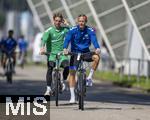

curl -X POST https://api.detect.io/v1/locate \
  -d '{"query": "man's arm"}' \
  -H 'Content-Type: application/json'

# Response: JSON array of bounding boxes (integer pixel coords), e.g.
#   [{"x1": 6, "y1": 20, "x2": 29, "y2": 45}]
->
[
  {"x1": 90, "y1": 29, "x2": 101, "y2": 54},
  {"x1": 40, "y1": 30, "x2": 50, "y2": 54},
  {"x1": 90, "y1": 31, "x2": 100, "y2": 49},
  {"x1": 41, "y1": 31, "x2": 49, "y2": 48},
  {"x1": 63, "y1": 29, "x2": 73, "y2": 54},
  {"x1": 63, "y1": 30, "x2": 72, "y2": 49}
]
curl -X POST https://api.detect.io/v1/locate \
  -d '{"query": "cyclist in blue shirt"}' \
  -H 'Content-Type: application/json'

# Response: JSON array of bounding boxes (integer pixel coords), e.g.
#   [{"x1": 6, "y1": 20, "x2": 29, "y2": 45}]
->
[
  {"x1": 0, "y1": 36, "x2": 6, "y2": 52},
  {"x1": 18, "y1": 35, "x2": 28, "y2": 67},
  {"x1": 63, "y1": 14, "x2": 101, "y2": 103},
  {"x1": 18, "y1": 35, "x2": 28, "y2": 54},
  {"x1": 0, "y1": 30, "x2": 17, "y2": 73},
  {"x1": 0, "y1": 36, "x2": 6, "y2": 66}
]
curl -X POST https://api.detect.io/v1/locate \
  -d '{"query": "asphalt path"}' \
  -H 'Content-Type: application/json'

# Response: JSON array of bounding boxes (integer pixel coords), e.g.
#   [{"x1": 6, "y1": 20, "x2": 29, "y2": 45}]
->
[{"x1": 0, "y1": 65, "x2": 150, "y2": 120}]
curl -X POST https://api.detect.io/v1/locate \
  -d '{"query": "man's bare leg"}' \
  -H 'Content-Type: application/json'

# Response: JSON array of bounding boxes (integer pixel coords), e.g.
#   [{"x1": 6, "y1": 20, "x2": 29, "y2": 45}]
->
[{"x1": 87, "y1": 54, "x2": 100, "y2": 86}]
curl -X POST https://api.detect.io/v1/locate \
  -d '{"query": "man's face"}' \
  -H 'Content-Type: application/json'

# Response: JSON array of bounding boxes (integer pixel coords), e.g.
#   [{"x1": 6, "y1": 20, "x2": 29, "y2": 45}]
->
[
  {"x1": 78, "y1": 16, "x2": 86, "y2": 30},
  {"x1": 53, "y1": 17, "x2": 62, "y2": 29}
]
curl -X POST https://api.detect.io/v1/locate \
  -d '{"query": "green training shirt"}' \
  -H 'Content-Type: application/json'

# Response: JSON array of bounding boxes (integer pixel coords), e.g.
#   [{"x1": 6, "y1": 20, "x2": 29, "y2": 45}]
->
[{"x1": 41, "y1": 26, "x2": 69, "y2": 62}]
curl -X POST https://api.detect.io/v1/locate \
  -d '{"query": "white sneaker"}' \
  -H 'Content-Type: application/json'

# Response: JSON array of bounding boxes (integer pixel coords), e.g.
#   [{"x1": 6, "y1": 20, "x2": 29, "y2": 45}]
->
[
  {"x1": 44, "y1": 90, "x2": 53, "y2": 96},
  {"x1": 86, "y1": 79, "x2": 93, "y2": 87},
  {"x1": 69, "y1": 98, "x2": 76, "y2": 104}
]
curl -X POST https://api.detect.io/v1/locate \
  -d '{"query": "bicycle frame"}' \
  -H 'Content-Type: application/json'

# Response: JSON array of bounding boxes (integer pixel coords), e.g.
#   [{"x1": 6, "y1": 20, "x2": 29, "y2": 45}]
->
[
  {"x1": 5, "y1": 53, "x2": 14, "y2": 83},
  {"x1": 18, "y1": 51, "x2": 26, "y2": 68},
  {"x1": 79, "y1": 57, "x2": 86, "y2": 110},
  {"x1": 55, "y1": 53, "x2": 61, "y2": 71},
  {"x1": 44, "y1": 52, "x2": 63, "y2": 106},
  {"x1": 70, "y1": 52, "x2": 87, "y2": 110}
]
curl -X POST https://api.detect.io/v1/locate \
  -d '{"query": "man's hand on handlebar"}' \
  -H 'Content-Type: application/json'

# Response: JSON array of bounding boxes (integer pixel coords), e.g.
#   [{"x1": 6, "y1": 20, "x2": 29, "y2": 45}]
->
[
  {"x1": 63, "y1": 48, "x2": 69, "y2": 55},
  {"x1": 95, "y1": 48, "x2": 101, "y2": 55}
]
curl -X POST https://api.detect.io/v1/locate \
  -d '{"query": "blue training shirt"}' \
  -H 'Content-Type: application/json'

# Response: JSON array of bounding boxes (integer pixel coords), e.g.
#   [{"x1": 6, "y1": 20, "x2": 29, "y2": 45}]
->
[
  {"x1": 18, "y1": 38, "x2": 28, "y2": 52},
  {"x1": 63, "y1": 25, "x2": 100, "y2": 53},
  {"x1": 2, "y1": 37, "x2": 17, "y2": 53}
]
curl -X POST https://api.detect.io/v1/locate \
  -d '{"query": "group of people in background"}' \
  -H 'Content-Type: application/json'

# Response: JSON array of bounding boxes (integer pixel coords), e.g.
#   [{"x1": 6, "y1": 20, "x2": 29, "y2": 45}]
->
[{"x1": 0, "y1": 30, "x2": 28, "y2": 73}]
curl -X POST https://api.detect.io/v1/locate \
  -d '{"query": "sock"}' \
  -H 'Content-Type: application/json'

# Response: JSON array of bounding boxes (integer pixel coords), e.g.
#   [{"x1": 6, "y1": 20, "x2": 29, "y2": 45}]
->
[
  {"x1": 70, "y1": 87, "x2": 75, "y2": 100},
  {"x1": 61, "y1": 79, "x2": 64, "y2": 83},
  {"x1": 47, "y1": 86, "x2": 51, "y2": 91},
  {"x1": 87, "y1": 69, "x2": 94, "y2": 79}
]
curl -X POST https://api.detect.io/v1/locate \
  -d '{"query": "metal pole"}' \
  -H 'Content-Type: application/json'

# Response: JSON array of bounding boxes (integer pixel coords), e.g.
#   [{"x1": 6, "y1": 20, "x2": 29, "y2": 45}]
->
[
  {"x1": 146, "y1": 60, "x2": 149, "y2": 84},
  {"x1": 137, "y1": 59, "x2": 140, "y2": 85},
  {"x1": 60, "y1": 0, "x2": 75, "y2": 26},
  {"x1": 128, "y1": 58, "x2": 131, "y2": 81},
  {"x1": 42, "y1": 0, "x2": 53, "y2": 24},
  {"x1": 27, "y1": 0, "x2": 44, "y2": 31},
  {"x1": 119, "y1": 64, "x2": 123, "y2": 81},
  {"x1": 86, "y1": 0, "x2": 117, "y2": 64}
]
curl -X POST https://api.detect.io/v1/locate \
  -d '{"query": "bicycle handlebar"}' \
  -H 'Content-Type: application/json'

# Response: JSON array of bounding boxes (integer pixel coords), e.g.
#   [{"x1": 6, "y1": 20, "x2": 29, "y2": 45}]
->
[
  {"x1": 66, "y1": 51, "x2": 96, "y2": 61},
  {"x1": 43, "y1": 51, "x2": 64, "y2": 56},
  {"x1": 67, "y1": 51, "x2": 95, "y2": 56}
]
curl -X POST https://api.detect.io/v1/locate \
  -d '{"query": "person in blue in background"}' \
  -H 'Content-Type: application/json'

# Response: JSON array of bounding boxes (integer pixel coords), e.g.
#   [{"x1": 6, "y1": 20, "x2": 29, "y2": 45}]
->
[
  {"x1": 18, "y1": 35, "x2": 28, "y2": 68},
  {"x1": 0, "y1": 30, "x2": 17, "y2": 74},
  {"x1": 0, "y1": 36, "x2": 6, "y2": 67}
]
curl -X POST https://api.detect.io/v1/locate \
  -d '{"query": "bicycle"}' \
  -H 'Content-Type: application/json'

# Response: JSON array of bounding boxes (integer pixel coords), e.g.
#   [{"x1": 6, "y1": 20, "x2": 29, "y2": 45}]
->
[
  {"x1": 68, "y1": 52, "x2": 91, "y2": 111},
  {"x1": 18, "y1": 51, "x2": 26, "y2": 69},
  {"x1": 5, "y1": 52, "x2": 14, "y2": 84},
  {"x1": 44, "y1": 52, "x2": 64, "y2": 106}
]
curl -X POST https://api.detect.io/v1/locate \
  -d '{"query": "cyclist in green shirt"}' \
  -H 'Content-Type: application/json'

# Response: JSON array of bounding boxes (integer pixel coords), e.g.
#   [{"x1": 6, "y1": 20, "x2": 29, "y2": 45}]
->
[{"x1": 40, "y1": 13, "x2": 69, "y2": 96}]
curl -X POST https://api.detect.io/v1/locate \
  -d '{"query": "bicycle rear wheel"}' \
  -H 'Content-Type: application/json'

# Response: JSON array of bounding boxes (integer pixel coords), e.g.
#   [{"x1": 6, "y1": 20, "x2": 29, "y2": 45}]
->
[
  {"x1": 6, "y1": 61, "x2": 13, "y2": 84},
  {"x1": 53, "y1": 71, "x2": 61, "y2": 106},
  {"x1": 78, "y1": 71, "x2": 86, "y2": 110}
]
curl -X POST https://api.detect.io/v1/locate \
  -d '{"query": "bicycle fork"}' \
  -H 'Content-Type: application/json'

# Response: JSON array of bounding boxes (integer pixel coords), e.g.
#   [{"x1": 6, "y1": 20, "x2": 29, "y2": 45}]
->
[{"x1": 76, "y1": 69, "x2": 86, "y2": 97}]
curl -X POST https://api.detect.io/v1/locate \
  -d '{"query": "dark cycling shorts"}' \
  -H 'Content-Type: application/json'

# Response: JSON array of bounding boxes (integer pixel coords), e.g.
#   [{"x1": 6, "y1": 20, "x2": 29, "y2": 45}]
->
[
  {"x1": 70, "y1": 52, "x2": 95, "y2": 70},
  {"x1": 47, "y1": 60, "x2": 69, "y2": 68}
]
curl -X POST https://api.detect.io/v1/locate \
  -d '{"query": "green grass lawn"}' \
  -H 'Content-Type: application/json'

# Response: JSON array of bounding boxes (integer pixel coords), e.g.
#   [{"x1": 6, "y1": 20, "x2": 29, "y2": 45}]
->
[{"x1": 93, "y1": 70, "x2": 150, "y2": 92}]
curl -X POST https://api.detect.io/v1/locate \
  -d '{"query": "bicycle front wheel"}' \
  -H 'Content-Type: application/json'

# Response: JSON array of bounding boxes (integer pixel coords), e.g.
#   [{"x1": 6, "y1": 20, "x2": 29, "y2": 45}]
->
[
  {"x1": 78, "y1": 71, "x2": 86, "y2": 110},
  {"x1": 6, "y1": 61, "x2": 13, "y2": 84},
  {"x1": 53, "y1": 71, "x2": 61, "y2": 106}
]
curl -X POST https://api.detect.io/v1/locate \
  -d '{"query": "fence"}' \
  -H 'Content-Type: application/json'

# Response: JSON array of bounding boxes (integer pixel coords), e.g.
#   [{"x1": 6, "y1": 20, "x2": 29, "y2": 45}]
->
[{"x1": 100, "y1": 56, "x2": 150, "y2": 84}]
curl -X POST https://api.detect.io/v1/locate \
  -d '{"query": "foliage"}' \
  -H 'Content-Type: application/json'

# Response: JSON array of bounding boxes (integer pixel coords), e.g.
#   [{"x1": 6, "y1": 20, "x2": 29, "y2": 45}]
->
[{"x1": 93, "y1": 70, "x2": 150, "y2": 93}]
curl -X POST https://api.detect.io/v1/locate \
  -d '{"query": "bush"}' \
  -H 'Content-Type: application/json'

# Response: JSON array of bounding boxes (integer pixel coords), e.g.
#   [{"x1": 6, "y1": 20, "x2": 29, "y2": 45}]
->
[{"x1": 93, "y1": 70, "x2": 150, "y2": 92}]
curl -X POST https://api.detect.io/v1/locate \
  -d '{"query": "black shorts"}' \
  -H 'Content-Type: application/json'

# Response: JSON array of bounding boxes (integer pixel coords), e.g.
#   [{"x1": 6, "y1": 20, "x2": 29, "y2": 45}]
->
[
  {"x1": 70, "y1": 52, "x2": 95, "y2": 70},
  {"x1": 47, "y1": 60, "x2": 69, "y2": 68}
]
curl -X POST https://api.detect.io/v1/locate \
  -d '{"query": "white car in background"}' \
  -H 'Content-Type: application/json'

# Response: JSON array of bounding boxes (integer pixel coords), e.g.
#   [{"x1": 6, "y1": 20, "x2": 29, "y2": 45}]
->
[{"x1": 32, "y1": 32, "x2": 44, "y2": 63}]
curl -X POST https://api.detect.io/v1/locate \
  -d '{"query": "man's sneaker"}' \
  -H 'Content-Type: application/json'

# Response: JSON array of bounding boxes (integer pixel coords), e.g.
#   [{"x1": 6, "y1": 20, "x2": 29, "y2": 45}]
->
[
  {"x1": 86, "y1": 78, "x2": 93, "y2": 87},
  {"x1": 44, "y1": 90, "x2": 53, "y2": 96},
  {"x1": 44, "y1": 90, "x2": 50, "y2": 96},
  {"x1": 69, "y1": 98, "x2": 76, "y2": 104}
]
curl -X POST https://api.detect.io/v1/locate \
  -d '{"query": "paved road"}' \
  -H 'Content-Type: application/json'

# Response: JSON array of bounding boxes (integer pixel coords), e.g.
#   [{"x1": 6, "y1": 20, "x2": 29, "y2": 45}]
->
[
  {"x1": 0, "y1": 65, "x2": 150, "y2": 120},
  {"x1": 0, "y1": 65, "x2": 46, "y2": 95}
]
